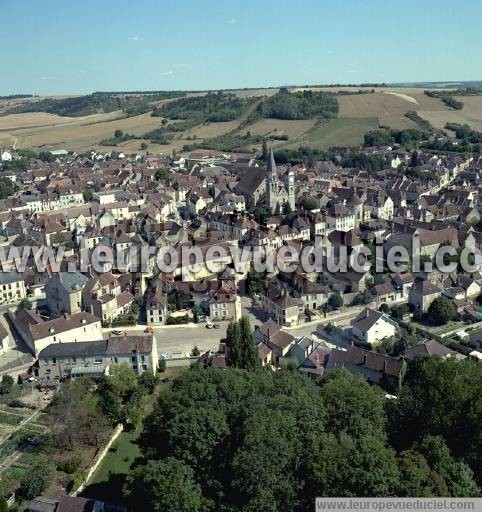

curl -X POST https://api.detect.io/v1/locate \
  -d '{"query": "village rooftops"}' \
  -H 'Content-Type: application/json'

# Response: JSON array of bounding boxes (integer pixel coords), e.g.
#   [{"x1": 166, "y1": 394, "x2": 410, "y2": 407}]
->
[
  {"x1": 19, "y1": 310, "x2": 101, "y2": 341},
  {"x1": 38, "y1": 334, "x2": 154, "y2": 359}
]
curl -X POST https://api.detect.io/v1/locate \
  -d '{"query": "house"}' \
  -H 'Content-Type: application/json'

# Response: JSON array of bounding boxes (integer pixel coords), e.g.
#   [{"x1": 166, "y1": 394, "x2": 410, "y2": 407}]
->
[
  {"x1": 45, "y1": 272, "x2": 90, "y2": 315},
  {"x1": 351, "y1": 307, "x2": 397, "y2": 346},
  {"x1": 325, "y1": 203, "x2": 356, "y2": 232},
  {"x1": 253, "y1": 319, "x2": 296, "y2": 363},
  {"x1": 326, "y1": 345, "x2": 404, "y2": 389},
  {"x1": 404, "y1": 339, "x2": 458, "y2": 360},
  {"x1": 13, "y1": 309, "x2": 102, "y2": 356},
  {"x1": 299, "y1": 344, "x2": 332, "y2": 380},
  {"x1": 26, "y1": 495, "x2": 104, "y2": 512},
  {"x1": 145, "y1": 280, "x2": 167, "y2": 325},
  {"x1": 408, "y1": 278, "x2": 441, "y2": 313},
  {"x1": 289, "y1": 336, "x2": 316, "y2": 365},
  {"x1": 204, "y1": 282, "x2": 241, "y2": 321},
  {"x1": 35, "y1": 334, "x2": 158, "y2": 381},
  {"x1": 0, "y1": 271, "x2": 26, "y2": 304},
  {"x1": 82, "y1": 273, "x2": 128, "y2": 323},
  {"x1": 260, "y1": 284, "x2": 304, "y2": 327}
]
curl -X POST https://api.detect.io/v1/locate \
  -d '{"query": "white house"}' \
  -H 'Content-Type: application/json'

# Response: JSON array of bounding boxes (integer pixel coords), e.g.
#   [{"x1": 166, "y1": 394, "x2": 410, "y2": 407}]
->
[{"x1": 351, "y1": 307, "x2": 397, "y2": 346}]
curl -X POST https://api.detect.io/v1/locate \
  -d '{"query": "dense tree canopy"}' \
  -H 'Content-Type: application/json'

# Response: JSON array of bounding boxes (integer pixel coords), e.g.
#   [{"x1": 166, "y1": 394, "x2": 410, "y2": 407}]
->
[
  {"x1": 428, "y1": 296, "x2": 457, "y2": 324},
  {"x1": 125, "y1": 359, "x2": 481, "y2": 511},
  {"x1": 153, "y1": 92, "x2": 256, "y2": 122},
  {"x1": 253, "y1": 89, "x2": 338, "y2": 120}
]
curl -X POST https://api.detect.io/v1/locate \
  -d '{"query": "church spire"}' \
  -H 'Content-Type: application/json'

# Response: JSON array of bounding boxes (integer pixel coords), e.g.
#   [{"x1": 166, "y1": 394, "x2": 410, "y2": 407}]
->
[{"x1": 267, "y1": 146, "x2": 276, "y2": 178}]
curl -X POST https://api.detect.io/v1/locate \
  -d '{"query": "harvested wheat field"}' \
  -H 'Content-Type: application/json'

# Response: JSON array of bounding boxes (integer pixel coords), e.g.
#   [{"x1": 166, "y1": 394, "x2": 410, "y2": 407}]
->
[{"x1": 418, "y1": 96, "x2": 482, "y2": 131}]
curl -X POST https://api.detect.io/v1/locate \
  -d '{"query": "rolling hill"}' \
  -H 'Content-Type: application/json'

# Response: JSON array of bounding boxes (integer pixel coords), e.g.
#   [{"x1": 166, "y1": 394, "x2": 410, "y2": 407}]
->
[{"x1": 1, "y1": 85, "x2": 481, "y2": 155}]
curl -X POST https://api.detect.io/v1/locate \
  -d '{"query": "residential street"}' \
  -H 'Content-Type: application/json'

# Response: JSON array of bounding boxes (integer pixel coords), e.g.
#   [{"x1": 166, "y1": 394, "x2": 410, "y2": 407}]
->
[{"x1": 101, "y1": 298, "x2": 367, "y2": 358}]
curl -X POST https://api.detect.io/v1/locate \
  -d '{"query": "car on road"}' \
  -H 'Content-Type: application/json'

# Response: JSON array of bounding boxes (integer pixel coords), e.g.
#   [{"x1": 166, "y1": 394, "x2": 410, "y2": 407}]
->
[
  {"x1": 111, "y1": 330, "x2": 123, "y2": 335},
  {"x1": 213, "y1": 323, "x2": 220, "y2": 329},
  {"x1": 206, "y1": 322, "x2": 213, "y2": 329},
  {"x1": 144, "y1": 326, "x2": 153, "y2": 333}
]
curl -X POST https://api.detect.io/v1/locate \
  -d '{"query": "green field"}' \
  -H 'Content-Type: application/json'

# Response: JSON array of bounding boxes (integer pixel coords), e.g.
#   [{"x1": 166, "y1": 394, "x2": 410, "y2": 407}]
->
[{"x1": 285, "y1": 117, "x2": 379, "y2": 150}]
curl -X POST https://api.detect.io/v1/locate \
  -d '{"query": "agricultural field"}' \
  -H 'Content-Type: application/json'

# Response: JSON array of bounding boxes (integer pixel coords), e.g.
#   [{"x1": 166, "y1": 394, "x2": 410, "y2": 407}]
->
[
  {"x1": 418, "y1": 95, "x2": 482, "y2": 132},
  {"x1": 1, "y1": 87, "x2": 482, "y2": 154},
  {"x1": 288, "y1": 117, "x2": 380, "y2": 150}
]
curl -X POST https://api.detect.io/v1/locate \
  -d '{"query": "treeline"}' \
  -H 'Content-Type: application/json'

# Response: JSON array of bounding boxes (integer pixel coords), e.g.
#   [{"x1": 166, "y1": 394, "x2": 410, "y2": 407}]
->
[
  {"x1": 364, "y1": 128, "x2": 430, "y2": 147},
  {"x1": 271, "y1": 146, "x2": 327, "y2": 167},
  {"x1": 123, "y1": 357, "x2": 481, "y2": 511},
  {"x1": 8, "y1": 91, "x2": 185, "y2": 117},
  {"x1": 341, "y1": 152, "x2": 388, "y2": 172},
  {"x1": 249, "y1": 88, "x2": 338, "y2": 121},
  {"x1": 152, "y1": 92, "x2": 256, "y2": 122},
  {"x1": 99, "y1": 129, "x2": 139, "y2": 146},
  {"x1": 421, "y1": 139, "x2": 480, "y2": 154},
  {"x1": 424, "y1": 90, "x2": 464, "y2": 110},
  {"x1": 0, "y1": 94, "x2": 36, "y2": 100},
  {"x1": 445, "y1": 122, "x2": 482, "y2": 143},
  {"x1": 183, "y1": 130, "x2": 264, "y2": 153},
  {"x1": 404, "y1": 111, "x2": 432, "y2": 131}
]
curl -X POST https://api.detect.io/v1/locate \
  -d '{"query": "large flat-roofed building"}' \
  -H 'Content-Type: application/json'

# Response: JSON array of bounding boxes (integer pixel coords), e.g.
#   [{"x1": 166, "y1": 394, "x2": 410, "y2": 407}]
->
[{"x1": 35, "y1": 334, "x2": 158, "y2": 381}]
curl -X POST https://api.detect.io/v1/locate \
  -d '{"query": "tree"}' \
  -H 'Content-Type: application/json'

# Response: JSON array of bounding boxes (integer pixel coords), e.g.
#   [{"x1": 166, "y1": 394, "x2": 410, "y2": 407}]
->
[
  {"x1": 225, "y1": 320, "x2": 242, "y2": 368},
  {"x1": 239, "y1": 316, "x2": 260, "y2": 370},
  {"x1": 139, "y1": 370, "x2": 159, "y2": 394},
  {"x1": 50, "y1": 379, "x2": 108, "y2": 448},
  {"x1": 319, "y1": 369, "x2": 387, "y2": 438},
  {"x1": 106, "y1": 364, "x2": 138, "y2": 399},
  {"x1": 0, "y1": 177, "x2": 16, "y2": 200},
  {"x1": 328, "y1": 292, "x2": 343, "y2": 310},
  {"x1": 398, "y1": 449, "x2": 447, "y2": 497},
  {"x1": 98, "y1": 388, "x2": 122, "y2": 424},
  {"x1": 18, "y1": 456, "x2": 53, "y2": 500},
  {"x1": 191, "y1": 345, "x2": 200, "y2": 356},
  {"x1": 0, "y1": 498, "x2": 8, "y2": 512},
  {"x1": 282, "y1": 200, "x2": 292, "y2": 214},
  {"x1": 301, "y1": 195, "x2": 318, "y2": 211},
  {"x1": 388, "y1": 357, "x2": 482, "y2": 486},
  {"x1": 306, "y1": 433, "x2": 400, "y2": 498},
  {"x1": 158, "y1": 358, "x2": 166, "y2": 372},
  {"x1": 124, "y1": 458, "x2": 203, "y2": 512},
  {"x1": 114, "y1": 129, "x2": 123, "y2": 139},
  {"x1": 192, "y1": 305, "x2": 201, "y2": 324},
  {"x1": 415, "y1": 435, "x2": 480, "y2": 497},
  {"x1": 226, "y1": 317, "x2": 259, "y2": 370},
  {"x1": 0, "y1": 375, "x2": 14, "y2": 395},
  {"x1": 140, "y1": 142, "x2": 148, "y2": 150},
  {"x1": 428, "y1": 296, "x2": 457, "y2": 324},
  {"x1": 19, "y1": 298, "x2": 32, "y2": 310}
]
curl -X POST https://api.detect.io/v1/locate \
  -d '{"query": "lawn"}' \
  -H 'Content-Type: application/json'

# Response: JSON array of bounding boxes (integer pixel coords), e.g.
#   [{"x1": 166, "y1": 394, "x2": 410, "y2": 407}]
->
[
  {"x1": 80, "y1": 375, "x2": 182, "y2": 504},
  {"x1": 81, "y1": 426, "x2": 142, "y2": 504}
]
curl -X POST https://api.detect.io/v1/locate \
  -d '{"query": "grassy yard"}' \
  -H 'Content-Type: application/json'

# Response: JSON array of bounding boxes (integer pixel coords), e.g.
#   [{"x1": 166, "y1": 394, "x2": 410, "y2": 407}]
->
[
  {"x1": 81, "y1": 371, "x2": 185, "y2": 504},
  {"x1": 81, "y1": 426, "x2": 142, "y2": 503}
]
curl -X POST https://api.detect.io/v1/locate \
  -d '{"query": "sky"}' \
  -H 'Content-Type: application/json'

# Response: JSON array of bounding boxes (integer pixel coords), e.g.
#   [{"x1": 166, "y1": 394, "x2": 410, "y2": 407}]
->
[{"x1": 0, "y1": 0, "x2": 481, "y2": 96}]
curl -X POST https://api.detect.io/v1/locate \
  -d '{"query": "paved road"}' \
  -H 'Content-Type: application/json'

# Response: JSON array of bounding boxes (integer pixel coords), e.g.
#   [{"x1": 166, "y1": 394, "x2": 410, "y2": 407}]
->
[{"x1": 103, "y1": 300, "x2": 366, "y2": 357}]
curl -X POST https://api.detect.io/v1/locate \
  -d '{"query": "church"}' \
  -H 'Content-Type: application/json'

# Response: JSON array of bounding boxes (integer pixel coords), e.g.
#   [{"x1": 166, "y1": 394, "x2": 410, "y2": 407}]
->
[{"x1": 266, "y1": 148, "x2": 296, "y2": 213}]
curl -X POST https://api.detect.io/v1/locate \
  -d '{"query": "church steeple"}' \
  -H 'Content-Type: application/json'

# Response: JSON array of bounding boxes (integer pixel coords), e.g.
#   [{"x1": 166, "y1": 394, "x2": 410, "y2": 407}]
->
[{"x1": 267, "y1": 146, "x2": 276, "y2": 179}]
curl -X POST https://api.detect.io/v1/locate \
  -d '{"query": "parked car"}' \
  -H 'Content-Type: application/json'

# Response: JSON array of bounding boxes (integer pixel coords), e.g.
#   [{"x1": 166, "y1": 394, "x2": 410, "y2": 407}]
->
[
  {"x1": 111, "y1": 330, "x2": 122, "y2": 335},
  {"x1": 213, "y1": 323, "x2": 220, "y2": 329},
  {"x1": 206, "y1": 322, "x2": 214, "y2": 329},
  {"x1": 144, "y1": 326, "x2": 153, "y2": 333}
]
